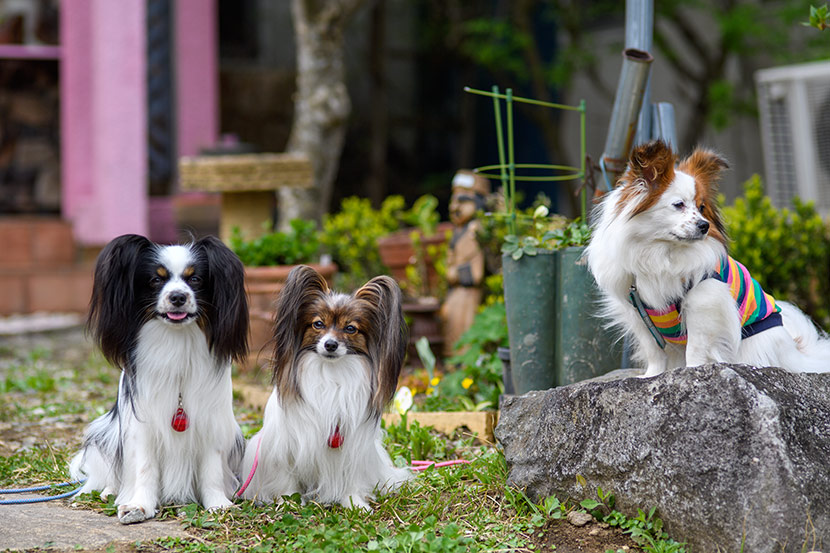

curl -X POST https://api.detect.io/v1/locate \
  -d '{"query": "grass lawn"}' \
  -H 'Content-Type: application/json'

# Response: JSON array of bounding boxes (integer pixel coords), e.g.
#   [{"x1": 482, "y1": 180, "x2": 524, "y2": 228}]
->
[{"x1": 0, "y1": 329, "x2": 683, "y2": 553}]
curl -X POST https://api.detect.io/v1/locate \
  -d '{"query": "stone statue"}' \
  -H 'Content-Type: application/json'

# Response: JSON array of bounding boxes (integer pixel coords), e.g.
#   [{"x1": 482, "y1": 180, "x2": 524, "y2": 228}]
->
[{"x1": 440, "y1": 170, "x2": 489, "y2": 356}]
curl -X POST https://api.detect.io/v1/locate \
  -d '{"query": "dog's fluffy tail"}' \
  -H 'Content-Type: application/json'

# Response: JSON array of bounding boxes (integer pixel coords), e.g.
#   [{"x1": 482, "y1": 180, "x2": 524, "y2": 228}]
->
[{"x1": 779, "y1": 301, "x2": 830, "y2": 373}]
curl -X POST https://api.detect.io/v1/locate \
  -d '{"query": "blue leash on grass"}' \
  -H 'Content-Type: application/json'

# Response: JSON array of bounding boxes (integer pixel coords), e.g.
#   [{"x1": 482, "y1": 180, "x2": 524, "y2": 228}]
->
[{"x1": 0, "y1": 480, "x2": 86, "y2": 505}]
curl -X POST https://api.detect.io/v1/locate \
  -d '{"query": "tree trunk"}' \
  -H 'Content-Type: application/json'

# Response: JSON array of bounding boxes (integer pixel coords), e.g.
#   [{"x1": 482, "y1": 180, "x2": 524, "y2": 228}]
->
[{"x1": 278, "y1": 0, "x2": 366, "y2": 228}]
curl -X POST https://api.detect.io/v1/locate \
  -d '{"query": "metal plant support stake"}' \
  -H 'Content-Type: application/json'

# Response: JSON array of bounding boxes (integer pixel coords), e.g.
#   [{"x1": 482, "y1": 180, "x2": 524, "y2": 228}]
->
[
  {"x1": 465, "y1": 87, "x2": 622, "y2": 394},
  {"x1": 463, "y1": 86, "x2": 587, "y2": 229}
]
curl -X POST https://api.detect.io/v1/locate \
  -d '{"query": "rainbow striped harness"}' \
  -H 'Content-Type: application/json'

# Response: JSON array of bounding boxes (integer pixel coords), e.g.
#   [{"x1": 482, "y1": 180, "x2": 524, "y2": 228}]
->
[{"x1": 629, "y1": 255, "x2": 782, "y2": 348}]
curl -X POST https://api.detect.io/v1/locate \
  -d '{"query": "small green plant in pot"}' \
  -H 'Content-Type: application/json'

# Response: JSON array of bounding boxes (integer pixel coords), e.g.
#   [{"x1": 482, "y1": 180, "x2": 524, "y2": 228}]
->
[
  {"x1": 230, "y1": 218, "x2": 320, "y2": 267},
  {"x1": 500, "y1": 204, "x2": 573, "y2": 260},
  {"x1": 229, "y1": 219, "x2": 335, "y2": 370}
]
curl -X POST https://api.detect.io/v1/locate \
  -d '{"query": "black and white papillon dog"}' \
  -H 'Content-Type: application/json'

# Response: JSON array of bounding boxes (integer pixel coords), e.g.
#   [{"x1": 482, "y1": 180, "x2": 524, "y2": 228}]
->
[
  {"x1": 69, "y1": 234, "x2": 249, "y2": 524},
  {"x1": 238, "y1": 265, "x2": 411, "y2": 509}
]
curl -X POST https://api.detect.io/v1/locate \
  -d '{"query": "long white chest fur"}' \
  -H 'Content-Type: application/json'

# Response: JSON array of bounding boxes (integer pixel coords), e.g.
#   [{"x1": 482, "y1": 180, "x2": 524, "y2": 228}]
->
[
  {"x1": 240, "y1": 353, "x2": 410, "y2": 509},
  {"x1": 71, "y1": 320, "x2": 241, "y2": 509}
]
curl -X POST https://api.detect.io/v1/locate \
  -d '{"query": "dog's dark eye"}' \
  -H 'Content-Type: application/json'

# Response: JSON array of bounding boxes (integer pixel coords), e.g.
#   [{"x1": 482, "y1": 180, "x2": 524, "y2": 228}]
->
[
  {"x1": 344, "y1": 324, "x2": 357, "y2": 334},
  {"x1": 312, "y1": 321, "x2": 325, "y2": 330},
  {"x1": 187, "y1": 275, "x2": 202, "y2": 286},
  {"x1": 698, "y1": 202, "x2": 705, "y2": 212},
  {"x1": 672, "y1": 201, "x2": 684, "y2": 210},
  {"x1": 149, "y1": 275, "x2": 163, "y2": 287}
]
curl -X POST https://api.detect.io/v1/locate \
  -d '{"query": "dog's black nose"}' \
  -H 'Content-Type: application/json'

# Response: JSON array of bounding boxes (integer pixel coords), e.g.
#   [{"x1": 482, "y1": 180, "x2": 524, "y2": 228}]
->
[
  {"x1": 169, "y1": 292, "x2": 187, "y2": 307},
  {"x1": 696, "y1": 219, "x2": 710, "y2": 234},
  {"x1": 324, "y1": 339, "x2": 339, "y2": 352}
]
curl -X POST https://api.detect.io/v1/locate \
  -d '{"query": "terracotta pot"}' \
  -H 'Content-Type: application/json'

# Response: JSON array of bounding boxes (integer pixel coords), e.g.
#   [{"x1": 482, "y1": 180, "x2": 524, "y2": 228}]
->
[
  {"x1": 377, "y1": 222, "x2": 453, "y2": 294},
  {"x1": 243, "y1": 263, "x2": 337, "y2": 371},
  {"x1": 402, "y1": 297, "x2": 444, "y2": 361}
]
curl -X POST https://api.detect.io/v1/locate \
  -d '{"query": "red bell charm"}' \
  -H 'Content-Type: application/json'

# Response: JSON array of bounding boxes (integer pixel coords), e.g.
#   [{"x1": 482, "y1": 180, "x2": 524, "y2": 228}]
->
[
  {"x1": 171, "y1": 393, "x2": 189, "y2": 432},
  {"x1": 328, "y1": 425, "x2": 343, "y2": 448},
  {"x1": 171, "y1": 407, "x2": 189, "y2": 432}
]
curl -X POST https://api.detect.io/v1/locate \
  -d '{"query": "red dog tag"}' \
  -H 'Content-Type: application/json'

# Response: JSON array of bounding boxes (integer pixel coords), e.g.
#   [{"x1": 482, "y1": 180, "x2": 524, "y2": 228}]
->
[
  {"x1": 171, "y1": 407, "x2": 189, "y2": 432},
  {"x1": 328, "y1": 425, "x2": 343, "y2": 448}
]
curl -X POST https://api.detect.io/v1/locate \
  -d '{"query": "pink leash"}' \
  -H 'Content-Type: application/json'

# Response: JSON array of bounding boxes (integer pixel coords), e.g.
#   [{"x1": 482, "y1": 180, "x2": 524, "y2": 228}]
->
[
  {"x1": 235, "y1": 435, "x2": 261, "y2": 498},
  {"x1": 410, "y1": 459, "x2": 472, "y2": 471}
]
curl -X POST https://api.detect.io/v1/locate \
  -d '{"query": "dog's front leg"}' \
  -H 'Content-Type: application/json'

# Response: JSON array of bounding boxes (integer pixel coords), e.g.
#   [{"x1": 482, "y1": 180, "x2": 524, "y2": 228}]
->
[
  {"x1": 117, "y1": 423, "x2": 160, "y2": 524},
  {"x1": 620, "y1": 303, "x2": 668, "y2": 377},
  {"x1": 683, "y1": 280, "x2": 741, "y2": 367},
  {"x1": 199, "y1": 447, "x2": 234, "y2": 510},
  {"x1": 640, "y1": 346, "x2": 668, "y2": 377}
]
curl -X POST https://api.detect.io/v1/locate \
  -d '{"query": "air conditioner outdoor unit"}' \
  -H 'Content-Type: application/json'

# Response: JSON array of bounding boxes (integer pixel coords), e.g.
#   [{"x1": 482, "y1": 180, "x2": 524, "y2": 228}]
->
[{"x1": 755, "y1": 60, "x2": 830, "y2": 213}]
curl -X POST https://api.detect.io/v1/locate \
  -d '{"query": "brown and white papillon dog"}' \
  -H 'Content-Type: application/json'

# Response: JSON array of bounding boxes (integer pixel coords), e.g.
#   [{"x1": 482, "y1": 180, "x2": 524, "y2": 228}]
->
[
  {"x1": 585, "y1": 140, "x2": 830, "y2": 377},
  {"x1": 69, "y1": 234, "x2": 249, "y2": 524},
  {"x1": 239, "y1": 265, "x2": 411, "y2": 509}
]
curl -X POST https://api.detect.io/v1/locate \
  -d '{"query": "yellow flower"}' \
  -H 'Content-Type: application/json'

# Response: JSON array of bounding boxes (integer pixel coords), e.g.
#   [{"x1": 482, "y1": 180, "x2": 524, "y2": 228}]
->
[
  {"x1": 426, "y1": 387, "x2": 435, "y2": 396},
  {"x1": 430, "y1": 377, "x2": 441, "y2": 386},
  {"x1": 461, "y1": 377, "x2": 474, "y2": 390},
  {"x1": 393, "y1": 386, "x2": 413, "y2": 415}
]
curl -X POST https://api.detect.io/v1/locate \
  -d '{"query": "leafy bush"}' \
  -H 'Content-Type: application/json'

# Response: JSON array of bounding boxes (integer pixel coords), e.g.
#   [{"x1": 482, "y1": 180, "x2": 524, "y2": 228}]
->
[
  {"x1": 400, "y1": 194, "x2": 440, "y2": 237},
  {"x1": 721, "y1": 175, "x2": 830, "y2": 330},
  {"x1": 320, "y1": 195, "x2": 405, "y2": 290},
  {"x1": 402, "y1": 227, "x2": 450, "y2": 300},
  {"x1": 229, "y1": 219, "x2": 320, "y2": 267},
  {"x1": 424, "y1": 302, "x2": 508, "y2": 411}
]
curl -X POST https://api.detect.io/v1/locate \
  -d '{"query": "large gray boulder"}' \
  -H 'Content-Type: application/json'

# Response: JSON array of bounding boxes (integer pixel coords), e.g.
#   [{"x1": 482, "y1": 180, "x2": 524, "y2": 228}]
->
[{"x1": 496, "y1": 364, "x2": 830, "y2": 553}]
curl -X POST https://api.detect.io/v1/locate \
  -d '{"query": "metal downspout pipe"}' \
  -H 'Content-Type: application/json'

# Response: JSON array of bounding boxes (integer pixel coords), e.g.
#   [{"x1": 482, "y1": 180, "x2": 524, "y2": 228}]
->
[
  {"x1": 627, "y1": 0, "x2": 654, "y2": 147},
  {"x1": 600, "y1": 47, "x2": 654, "y2": 189}
]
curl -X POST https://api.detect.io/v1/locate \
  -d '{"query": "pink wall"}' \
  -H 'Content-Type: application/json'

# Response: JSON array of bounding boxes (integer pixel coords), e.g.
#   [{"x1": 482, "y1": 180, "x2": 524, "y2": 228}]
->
[
  {"x1": 61, "y1": 0, "x2": 148, "y2": 246},
  {"x1": 61, "y1": 0, "x2": 219, "y2": 246},
  {"x1": 176, "y1": 0, "x2": 219, "y2": 158}
]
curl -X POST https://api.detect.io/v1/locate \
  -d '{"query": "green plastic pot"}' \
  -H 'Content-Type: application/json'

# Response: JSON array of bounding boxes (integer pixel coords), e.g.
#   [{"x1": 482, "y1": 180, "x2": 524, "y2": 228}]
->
[{"x1": 502, "y1": 246, "x2": 621, "y2": 394}]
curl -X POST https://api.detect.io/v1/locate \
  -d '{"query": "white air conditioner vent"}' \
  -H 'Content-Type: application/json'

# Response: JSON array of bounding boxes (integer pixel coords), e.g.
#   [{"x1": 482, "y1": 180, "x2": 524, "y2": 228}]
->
[{"x1": 756, "y1": 60, "x2": 830, "y2": 213}]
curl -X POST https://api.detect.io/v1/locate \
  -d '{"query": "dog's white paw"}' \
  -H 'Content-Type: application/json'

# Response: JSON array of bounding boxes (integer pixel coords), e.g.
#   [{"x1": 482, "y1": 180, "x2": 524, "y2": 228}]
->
[
  {"x1": 205, "y1": 497, "x2": 235, "y2": 512},
  {"x1": 117, "y1": 504, "x2": 155, "y2": 524},
  {"x1": 641, "y1": 365, "x2": 666, "y2": 378},
  {"x1": 100, "y1": 486, "x2": 116, "y2": 501},
  {"x1": 340, "y1": 494, "x2": 371, "y2": 511}
]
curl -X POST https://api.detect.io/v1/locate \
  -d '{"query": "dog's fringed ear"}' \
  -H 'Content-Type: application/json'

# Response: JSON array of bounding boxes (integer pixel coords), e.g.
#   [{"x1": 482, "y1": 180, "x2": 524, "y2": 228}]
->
[
  {"x1": 87, "y1": 234, "x2": 154, "y2": 370},
  {"x1": 627, "y1": 139, "x2": 677, "y2": 190},
  {"x1": 678, "y1": 147, "x2": 729, "y2": 191},
  {"x1": 272, "y1": 265, "x2": 329, "y2": 398},
  {"x1": 355, "y1": 275, "x2": 408, "y2": 417},
  {"x1": 679, "y1": 147, "x2": 730, "y2": 246},
  {"x1": 195, "y1": 235, "x2": 250, "y2": 365}
]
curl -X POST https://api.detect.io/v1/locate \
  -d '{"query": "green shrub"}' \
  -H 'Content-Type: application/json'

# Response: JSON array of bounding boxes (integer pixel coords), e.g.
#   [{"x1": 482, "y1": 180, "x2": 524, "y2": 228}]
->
[
  {"x1": 229, "y1": 219, "x2": 320, "y2": 267},
  {"x1": 424, "y1": 301, "x2": 508, "y2": 412},
  {"x1": 320, "y1": 195, "x2": 405, "y2": 290},
  {"x1": 721, "y1": 175, "x2": 830, "y2": 330}
]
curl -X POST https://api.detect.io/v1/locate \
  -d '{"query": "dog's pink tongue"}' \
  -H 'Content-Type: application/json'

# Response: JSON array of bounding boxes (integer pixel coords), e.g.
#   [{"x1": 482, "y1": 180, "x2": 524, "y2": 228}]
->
[{"x1": 167, "y1": 312, "x2": 188, "y2": 321}]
